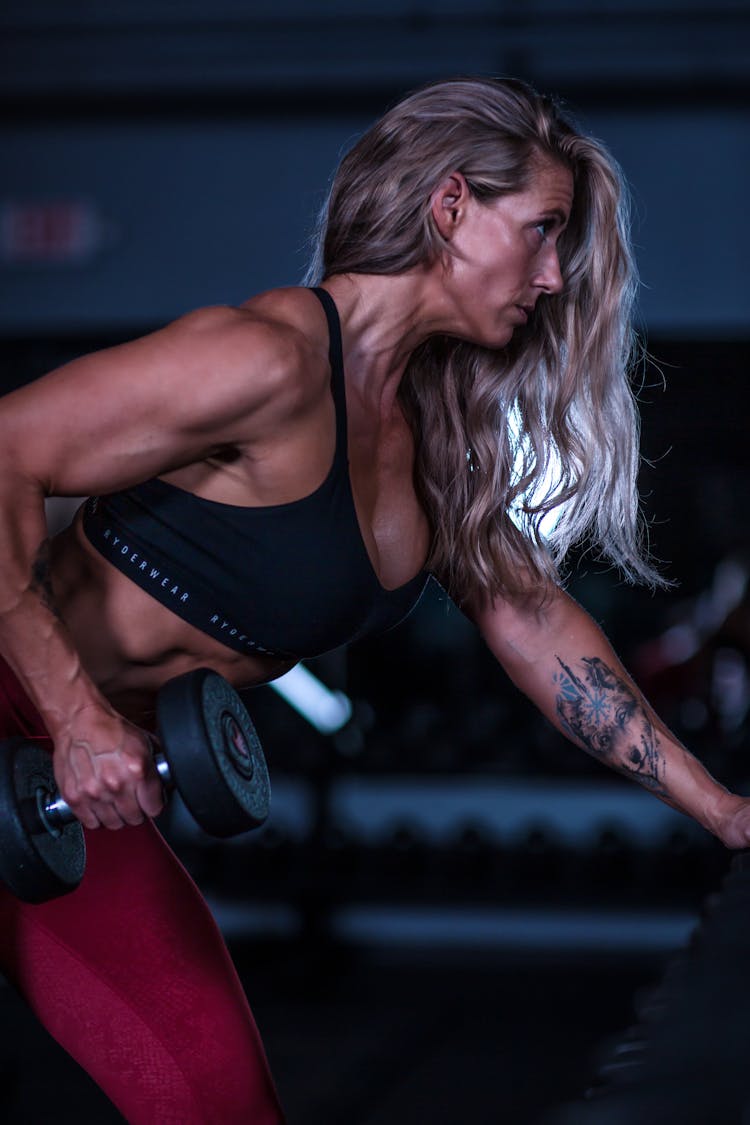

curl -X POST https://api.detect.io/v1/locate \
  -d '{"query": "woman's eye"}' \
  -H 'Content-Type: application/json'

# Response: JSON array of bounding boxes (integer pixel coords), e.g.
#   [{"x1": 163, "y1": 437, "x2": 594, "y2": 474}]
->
[{"x1": 534, "y1": 220, "x2": 552, "y2": 240}]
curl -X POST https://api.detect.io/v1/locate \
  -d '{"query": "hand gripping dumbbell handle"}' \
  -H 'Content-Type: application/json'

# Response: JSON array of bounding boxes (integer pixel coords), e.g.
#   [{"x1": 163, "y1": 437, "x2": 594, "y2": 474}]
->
[{"x1": 40, "y1": 748, "x2": 172, "y2": 834}]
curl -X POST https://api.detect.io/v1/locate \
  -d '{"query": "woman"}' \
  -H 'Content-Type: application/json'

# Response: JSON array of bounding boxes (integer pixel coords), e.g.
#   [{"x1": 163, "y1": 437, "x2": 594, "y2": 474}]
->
[{"x1": 0, "y1": 76, "x2": 747, "y2": 1122}]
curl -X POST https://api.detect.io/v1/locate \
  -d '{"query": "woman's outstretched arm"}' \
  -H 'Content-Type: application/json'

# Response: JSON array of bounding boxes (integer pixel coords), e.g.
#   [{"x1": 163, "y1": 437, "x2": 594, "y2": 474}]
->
[{"x1": 467, "y1": 583, "x2": 750, "y2": 849}]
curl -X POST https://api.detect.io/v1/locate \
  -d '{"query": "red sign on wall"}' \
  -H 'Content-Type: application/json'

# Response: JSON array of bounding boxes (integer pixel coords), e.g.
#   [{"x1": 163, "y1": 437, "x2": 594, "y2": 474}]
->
[{"x1": 0, "y1": 201, "x2": 110, "y2": 264}]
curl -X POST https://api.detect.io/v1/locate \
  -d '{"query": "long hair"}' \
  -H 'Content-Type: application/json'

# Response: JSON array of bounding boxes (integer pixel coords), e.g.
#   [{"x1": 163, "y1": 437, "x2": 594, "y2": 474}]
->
[{"x1": 305, "y1": 77, "x2": 663, "y2": 606}]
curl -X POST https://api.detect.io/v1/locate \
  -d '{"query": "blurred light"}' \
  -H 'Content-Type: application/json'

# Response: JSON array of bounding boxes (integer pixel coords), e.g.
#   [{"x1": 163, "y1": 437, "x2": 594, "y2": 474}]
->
[
  {"x1": 329, "y1": 904, "x2": 697, "y2": 954},
  {"x1": 711, "y1": 646, "x2": 750, "y2": 732},
  {"x1": 0, "y1": 200, "x2": 114, "y2": 264},
  {"x1": 270, "y1": 662, "x2": 353, "y2": 733},
  {"x1": 506, "y1": 400, "x2": 565, "y2": 542}
]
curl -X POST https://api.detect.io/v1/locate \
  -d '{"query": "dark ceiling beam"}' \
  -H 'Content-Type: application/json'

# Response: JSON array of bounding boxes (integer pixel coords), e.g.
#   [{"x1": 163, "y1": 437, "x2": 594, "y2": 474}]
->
[{"x1": 1, "y1": 9, "x2": 748, "y2": 112}]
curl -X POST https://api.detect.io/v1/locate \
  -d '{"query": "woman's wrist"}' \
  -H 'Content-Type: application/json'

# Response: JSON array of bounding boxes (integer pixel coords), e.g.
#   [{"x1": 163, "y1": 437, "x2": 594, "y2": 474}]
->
[
  {"x1": 31, "y1": 664, "x2": 107, "y2": 739},
  {"x1": 704, "y1": 788, "x2": 750, "y2": 847}
]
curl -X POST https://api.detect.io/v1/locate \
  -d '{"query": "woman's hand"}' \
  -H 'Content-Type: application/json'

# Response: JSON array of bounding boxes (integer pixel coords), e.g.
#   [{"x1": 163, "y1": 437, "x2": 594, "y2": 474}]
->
[
  {"x1": 51, "y1": 704, "x2": 166, "y2": 830},
  {"x1": 711, "y1": 793, "x2": 750, "y2": 850}
]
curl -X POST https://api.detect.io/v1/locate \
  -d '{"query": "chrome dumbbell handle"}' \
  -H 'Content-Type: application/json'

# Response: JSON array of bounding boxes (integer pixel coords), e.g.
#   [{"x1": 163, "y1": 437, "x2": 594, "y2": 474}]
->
[{"x1": 38, "y1": 750, "x2": 172, "y2": 834}]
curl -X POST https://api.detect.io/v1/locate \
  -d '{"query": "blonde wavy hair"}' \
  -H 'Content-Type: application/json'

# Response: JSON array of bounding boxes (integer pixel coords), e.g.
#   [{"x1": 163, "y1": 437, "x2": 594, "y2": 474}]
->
[{"x1": 305, "y1": 77, "x2": 662, "y2": 606}]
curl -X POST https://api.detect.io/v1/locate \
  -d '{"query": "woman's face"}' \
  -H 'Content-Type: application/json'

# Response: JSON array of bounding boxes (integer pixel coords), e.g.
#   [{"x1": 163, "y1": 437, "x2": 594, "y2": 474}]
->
[{"x1": 434, "y1": 159, "x2": 574, "y2": 348}]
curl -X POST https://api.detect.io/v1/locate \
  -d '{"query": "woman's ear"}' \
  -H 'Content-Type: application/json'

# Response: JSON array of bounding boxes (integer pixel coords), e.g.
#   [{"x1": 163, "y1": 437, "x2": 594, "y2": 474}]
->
[{"x1": 430, "y1": 172, "x2": 471, "y2": 241}]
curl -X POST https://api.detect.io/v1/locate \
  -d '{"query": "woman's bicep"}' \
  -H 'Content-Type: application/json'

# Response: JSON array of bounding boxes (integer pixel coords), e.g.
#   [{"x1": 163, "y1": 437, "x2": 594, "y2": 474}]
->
[
  {"x1": 468, "y1": 584, "x2": 595, "y2": 686},
  {"x1": 0, "y1": 306, "x2": 292, "y2": 498}
]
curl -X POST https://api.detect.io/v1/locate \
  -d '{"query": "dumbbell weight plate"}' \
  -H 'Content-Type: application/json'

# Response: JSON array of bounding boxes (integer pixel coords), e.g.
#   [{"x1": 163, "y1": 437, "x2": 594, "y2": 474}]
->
[
  {"x1": 156, "y1": 669, "x2": 270, "y2": 838},
  {"x1": 0, "y1": 738, "x2": 86, "y2": 904}
]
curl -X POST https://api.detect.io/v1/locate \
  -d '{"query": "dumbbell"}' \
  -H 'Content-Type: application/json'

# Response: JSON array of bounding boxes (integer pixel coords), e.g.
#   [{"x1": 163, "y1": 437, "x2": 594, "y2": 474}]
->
[{"x1": 0, "y1": 667, "x2": 270, "y2": 904}]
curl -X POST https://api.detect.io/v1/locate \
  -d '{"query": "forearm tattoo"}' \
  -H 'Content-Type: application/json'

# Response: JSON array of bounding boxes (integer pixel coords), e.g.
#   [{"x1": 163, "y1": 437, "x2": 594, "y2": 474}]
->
[
  {"x1": 30, "y1": 539, "x2": 61, "y2": 619},
  {"x1": 553, "y1": 655, "x2": 667, "y2": 795}
]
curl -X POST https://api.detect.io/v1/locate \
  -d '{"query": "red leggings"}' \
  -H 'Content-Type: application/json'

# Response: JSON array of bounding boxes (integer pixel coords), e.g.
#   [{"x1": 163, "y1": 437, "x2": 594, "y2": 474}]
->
[{"x1": 0, "y1": 660, "x2": 285, "y2": 1124}]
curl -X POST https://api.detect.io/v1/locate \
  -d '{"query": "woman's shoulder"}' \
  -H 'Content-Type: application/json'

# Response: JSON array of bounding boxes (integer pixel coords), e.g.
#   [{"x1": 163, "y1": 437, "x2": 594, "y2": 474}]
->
[
  {"x1": 173, "y1": 286, "x2": 327, "y2": 373},
  {"x1": 160, "y1": 286, "x2": 332, "y2": 412}
]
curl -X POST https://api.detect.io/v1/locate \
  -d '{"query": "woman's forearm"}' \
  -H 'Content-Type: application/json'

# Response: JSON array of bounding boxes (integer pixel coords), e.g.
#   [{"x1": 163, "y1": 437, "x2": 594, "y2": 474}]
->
[
  {"x1": 0, "y1": 476, "x2": 104, "y2": 736},
  {"x1": 474, "y1": 586, "x2": 733, "y2": 839},
  {"x1": 548, "y1": 649, "x2": 730, "y2": 834}
]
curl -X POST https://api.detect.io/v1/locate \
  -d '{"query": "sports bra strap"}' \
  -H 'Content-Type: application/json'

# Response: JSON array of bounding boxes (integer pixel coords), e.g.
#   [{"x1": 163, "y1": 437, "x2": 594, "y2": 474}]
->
[{"x1": 311, "y1": 286, "x2": 348, "y2": 461}]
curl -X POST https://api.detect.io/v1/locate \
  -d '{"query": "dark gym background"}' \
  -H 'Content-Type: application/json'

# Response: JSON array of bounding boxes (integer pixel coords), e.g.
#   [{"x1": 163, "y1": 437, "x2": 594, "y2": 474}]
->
[{"x1": 1, "y1": 3, "x2": 749, "y2": 1122}]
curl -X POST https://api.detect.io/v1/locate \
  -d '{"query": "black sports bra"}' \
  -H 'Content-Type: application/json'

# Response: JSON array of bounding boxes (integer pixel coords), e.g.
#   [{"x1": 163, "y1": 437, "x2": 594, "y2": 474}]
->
[{"x1": 82, "y1": 288, "x2": 429, "y2": 660}]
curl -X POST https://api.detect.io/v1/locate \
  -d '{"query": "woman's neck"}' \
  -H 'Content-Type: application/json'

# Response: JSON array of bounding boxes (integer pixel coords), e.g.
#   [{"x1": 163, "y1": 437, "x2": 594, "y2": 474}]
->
[{"x1": 320, "y1": 270, "x2": 447, "y2": 419}]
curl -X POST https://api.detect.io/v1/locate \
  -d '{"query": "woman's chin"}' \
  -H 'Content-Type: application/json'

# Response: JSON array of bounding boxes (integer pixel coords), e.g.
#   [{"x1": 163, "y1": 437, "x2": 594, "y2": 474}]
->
[{"x1": 479, "y1": 325, "x2": 516, "y2": 350}]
